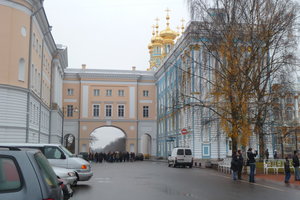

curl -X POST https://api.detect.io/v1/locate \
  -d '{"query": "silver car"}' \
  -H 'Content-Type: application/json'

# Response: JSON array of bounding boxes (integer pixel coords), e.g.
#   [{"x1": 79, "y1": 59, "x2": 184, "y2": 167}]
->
[{"x1": 0, "y1": 147, "x2": 63, "y2": 200}]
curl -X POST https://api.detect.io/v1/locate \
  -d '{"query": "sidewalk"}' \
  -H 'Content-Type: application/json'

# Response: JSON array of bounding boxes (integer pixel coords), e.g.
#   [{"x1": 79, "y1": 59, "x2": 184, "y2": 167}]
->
[{"x1": 256, "y1": 173, "x2": 300, "y2": 185}]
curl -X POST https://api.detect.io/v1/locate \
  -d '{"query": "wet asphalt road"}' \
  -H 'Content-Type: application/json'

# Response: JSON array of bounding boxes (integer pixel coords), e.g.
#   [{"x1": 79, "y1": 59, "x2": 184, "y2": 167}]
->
[{"x1": 70, "y1": 161, "x2": 300, "y2": 200}]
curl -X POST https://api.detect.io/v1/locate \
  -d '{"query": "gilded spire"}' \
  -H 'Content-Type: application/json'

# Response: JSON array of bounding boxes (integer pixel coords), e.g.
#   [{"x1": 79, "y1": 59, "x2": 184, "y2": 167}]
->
[
  {"x1": 181, "y1": 18, "x2": 185, "y2": 34},
  {"x1": 155, "y1": 17, "x2": 160, "y2": 35},
  {"x1": 165, "y1": 8, "x2": 171, "y2": 28}
]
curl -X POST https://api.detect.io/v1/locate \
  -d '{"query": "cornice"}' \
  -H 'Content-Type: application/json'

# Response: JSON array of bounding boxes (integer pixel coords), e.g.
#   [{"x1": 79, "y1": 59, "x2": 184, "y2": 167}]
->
[{"x1": 64, "y1": 69, "x2": 156, "y2": 81}]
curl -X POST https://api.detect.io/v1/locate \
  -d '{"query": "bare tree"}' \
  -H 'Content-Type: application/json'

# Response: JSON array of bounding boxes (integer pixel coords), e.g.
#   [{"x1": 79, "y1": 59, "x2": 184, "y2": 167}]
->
[{"x1": 181, "y1": 0, "x2": 299, "y2": 155}]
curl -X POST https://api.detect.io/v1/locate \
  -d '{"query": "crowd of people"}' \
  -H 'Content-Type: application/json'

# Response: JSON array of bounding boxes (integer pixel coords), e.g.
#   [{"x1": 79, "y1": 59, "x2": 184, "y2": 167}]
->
[
  {"x1": 230, "y1": 148, "x2": 300, "y2": 184},
  {"x1": 87, "y1": 151, "x2": 136, "y2": 163}
]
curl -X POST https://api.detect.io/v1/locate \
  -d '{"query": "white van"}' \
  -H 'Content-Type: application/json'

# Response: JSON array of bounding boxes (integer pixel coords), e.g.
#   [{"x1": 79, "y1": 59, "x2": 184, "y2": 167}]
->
[
  {"x1": 168, "y1": 147, "x2": 193, "y2": 168},
  {"x1": 0, "y1": 143, "x2": 93, "y2": 182}
]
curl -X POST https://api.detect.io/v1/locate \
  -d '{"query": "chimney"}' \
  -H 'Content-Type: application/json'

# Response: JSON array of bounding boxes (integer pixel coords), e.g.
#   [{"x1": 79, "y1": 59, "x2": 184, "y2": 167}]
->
[
  {"x1": 132, "y1": 66, "x2": 136, "y2": 71},
  {"x1": 82, "y1": 64, "x2": 86, "y2": 70}
]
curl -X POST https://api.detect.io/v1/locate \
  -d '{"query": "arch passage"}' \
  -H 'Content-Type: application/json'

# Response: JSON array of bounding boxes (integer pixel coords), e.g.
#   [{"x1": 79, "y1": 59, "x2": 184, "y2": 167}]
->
[
  {"x1": 64, "y1": 134, "x2": 75, "y2": 153},
  {"x1": 89, "y1": 126, "x2": 126, "y2": 153}
]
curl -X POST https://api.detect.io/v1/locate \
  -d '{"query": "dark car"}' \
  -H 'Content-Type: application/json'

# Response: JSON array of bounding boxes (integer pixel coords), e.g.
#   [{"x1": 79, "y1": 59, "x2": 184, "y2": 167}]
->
[
  {"x1": 0, "y1": 146, "x2": 63, "y2": 200},
  {"x1": 135, "y1": 153, "x2": 144, "y2": 161}
]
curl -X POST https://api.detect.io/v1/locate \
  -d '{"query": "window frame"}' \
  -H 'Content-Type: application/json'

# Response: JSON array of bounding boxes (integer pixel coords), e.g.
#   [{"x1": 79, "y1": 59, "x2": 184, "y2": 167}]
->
[
  {"x1": 67, "y1": 88, "x2": 74, "y2": 96},
  {"x1": 0, "y1": 155, "x2": 23, "y2": 193},
  {"x1": 67, "y1": 105, "x2": 73, "y2": 117},
  {"x1": 93, "y1": 89, "x2": 100, "y2": 96},
  {"x1": 93, "y1": 104, "x2": 100, "y2": 117},
  {"x1": 105, "y1": 104, "x2": 112, "y2": 117},
  {"x1": 106, "y1": 89, "x2": 112, "y2": 96},
  {"x1": 143, "y1": 106, "x2": 149, "y2": 118},
  {"x1": 143, "y1": 90, "x2": 149, "y2": 97},
  {"x1": 118, "y1": 104, "x2": 125, "y2": 118}
]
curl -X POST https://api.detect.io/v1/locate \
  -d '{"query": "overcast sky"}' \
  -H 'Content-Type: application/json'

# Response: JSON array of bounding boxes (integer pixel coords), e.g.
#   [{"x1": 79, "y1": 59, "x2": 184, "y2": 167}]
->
[
  {"x1": 43, "y1": 0, "x2": 190, "y2": 71},
  {"x1": 90, "y1": 127, "x2": 125, "y2": 150}
]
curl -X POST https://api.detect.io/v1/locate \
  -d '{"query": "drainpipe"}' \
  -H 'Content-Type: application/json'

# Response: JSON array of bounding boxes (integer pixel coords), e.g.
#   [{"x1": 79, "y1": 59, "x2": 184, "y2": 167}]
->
[{"x1": 26, "y1": 4, "x2": 44, "y2": 143}]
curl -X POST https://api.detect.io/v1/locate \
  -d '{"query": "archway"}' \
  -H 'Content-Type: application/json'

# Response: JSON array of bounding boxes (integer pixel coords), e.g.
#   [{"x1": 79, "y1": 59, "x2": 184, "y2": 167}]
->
[
  {"x1": 89, "y1": 126, "x2": 126, "y2": 153},
  {"x1": 141, "y1": 134, "x2": 152, "y2": 157},
  {"x1": 64, "y1": 134, "x2": 75, "y2": 153}
]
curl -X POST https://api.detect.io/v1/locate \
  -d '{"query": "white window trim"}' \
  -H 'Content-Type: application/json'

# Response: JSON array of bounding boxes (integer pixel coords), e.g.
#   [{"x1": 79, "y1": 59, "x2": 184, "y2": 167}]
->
[
  {"x1": 105, "y1": 104, "x2": 113, "y2": 118},
  {"x1": 93, "y1": 104, "x2": 100, "y2": 117},
  {"x1": 118, "y1": 104, "x2": 125, "y2": 118}
]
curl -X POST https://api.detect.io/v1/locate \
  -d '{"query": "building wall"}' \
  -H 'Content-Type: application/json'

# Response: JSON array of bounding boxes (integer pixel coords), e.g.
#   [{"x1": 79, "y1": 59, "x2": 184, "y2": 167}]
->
[
  {"x1": 63, "y1": 69, "x2": 157, "y2": 155},
  {"x1": 0, "y1": 0, "x2": 67, "y2": 144}
]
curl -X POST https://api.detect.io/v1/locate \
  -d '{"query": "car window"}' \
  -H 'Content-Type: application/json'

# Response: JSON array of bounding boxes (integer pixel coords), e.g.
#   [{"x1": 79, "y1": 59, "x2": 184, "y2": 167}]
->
[
  {"x1": 0, "y1": 156, "x2": 22, "y2": 192},
  {"x1": 177, "y1": 149, "x2": 184, "y2": 155},
  {"x1": 34, "y1": 152, "x2": 58, "y2": 188},
  {"x1": 44, "y1": 147, "x2": 63, "y2": 159},
  {"x1": 185, "y1": 149, "x2": 192, "y2": 155}
]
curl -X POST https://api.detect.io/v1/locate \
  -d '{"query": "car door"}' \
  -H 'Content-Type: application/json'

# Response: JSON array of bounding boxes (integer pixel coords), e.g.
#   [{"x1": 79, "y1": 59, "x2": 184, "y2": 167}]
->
[{"x1": 44, "y1": 146, "x2": 68, "y2": 168}]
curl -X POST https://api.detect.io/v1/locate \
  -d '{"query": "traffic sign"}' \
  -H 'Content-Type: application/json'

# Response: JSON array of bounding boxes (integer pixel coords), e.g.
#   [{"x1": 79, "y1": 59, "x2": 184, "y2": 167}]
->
[{"x1": 181, "y1": 128, "x2": 188, "y2": 135}]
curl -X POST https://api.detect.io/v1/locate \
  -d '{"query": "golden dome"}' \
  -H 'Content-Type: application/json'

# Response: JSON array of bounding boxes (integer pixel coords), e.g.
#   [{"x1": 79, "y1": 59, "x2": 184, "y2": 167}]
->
[
  {"x1": 151, "y1": 21, "x2": 163, "y2": 45},
  {"x1": 160, "y1": 10, "x2": 177, "y2": 41}
]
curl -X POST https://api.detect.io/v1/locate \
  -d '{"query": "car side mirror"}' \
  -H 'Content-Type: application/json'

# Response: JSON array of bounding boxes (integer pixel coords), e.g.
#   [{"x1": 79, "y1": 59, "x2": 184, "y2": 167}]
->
[{"x1": 60, "y1": 154, "x2": 66, "y2": 159}]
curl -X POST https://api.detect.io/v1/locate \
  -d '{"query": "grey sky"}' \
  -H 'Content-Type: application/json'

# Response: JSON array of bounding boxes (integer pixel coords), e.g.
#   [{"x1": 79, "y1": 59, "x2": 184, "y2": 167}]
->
[
  {"x1": 90, "y1": 127, "x2": 125, "y2": 150},
  {"x1": 44, "y1": 0, "x2": 190, "y2": 70}
]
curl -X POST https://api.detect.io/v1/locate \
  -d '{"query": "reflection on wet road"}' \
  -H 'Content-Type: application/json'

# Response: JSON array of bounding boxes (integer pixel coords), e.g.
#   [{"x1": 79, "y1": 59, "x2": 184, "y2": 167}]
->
[{"x1": 70, "y1": 161, "x2": 300, "y2": 200}]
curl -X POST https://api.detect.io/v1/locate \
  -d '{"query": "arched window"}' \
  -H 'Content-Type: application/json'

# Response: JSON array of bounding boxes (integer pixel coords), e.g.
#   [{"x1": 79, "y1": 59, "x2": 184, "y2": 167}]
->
[
  {"x1": 18, "y1": 58, "x2": 25, "y2": 81},
  {"x1": 286, "y1": 107, "x2": 293, "y2": 121}
]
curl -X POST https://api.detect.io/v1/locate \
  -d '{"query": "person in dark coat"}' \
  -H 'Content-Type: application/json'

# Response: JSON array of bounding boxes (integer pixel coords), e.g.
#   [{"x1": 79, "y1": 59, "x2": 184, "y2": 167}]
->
[
  {"x1": 237, "y1": 150, "x2": 244, "y2": 180},
  {"x1": 265, "y1": 149, "x2": 269, "y2": 160},
  {"x1": 284, "y1": 157, "x2": 291, "y2": 183},
  {"x1": 273, "y1": 150, "x2": 278, "y2": 159},
  {"x1": 292, "y1": 150, "x2": 300, "y2": 181},
  {"x1": 231, "y1": 151, "x2": 239, "y2": 180},
  {"x1": 247, "y1": 148, "x2": 258, "y2": 183}
]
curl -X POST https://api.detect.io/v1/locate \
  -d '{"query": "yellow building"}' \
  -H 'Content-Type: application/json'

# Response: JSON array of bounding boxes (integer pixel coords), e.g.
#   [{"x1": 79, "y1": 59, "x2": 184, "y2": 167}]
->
[
  {"x1": 0, "y1": 0, "x2": 67, "y2": 143},
  {"x1": 63, "y1": 66, "x2": 157, "y2": 154}
]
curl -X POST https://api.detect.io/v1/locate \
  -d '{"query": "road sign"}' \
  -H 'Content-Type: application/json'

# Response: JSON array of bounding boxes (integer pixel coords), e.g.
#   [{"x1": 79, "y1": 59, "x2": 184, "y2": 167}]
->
[{"x1": 181, "y1": 128, "x2": 188, "y2": 135}]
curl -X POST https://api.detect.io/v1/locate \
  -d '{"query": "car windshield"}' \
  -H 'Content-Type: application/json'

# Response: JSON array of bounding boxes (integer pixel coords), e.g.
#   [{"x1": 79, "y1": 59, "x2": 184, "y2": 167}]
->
[{"x1": 60, "y1": 146, "x2": 74, "y2": 157}]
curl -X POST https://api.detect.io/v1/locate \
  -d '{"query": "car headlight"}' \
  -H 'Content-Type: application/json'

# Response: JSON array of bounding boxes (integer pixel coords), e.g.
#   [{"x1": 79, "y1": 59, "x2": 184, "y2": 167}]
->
[{"x1": 68, "y1": 172, "x2": 75, "y2": 177}]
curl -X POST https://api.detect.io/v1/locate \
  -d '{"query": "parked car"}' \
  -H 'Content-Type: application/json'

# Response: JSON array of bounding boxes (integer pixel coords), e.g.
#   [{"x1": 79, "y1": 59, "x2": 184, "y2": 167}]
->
[
  {"x1": 78, "y1": 152, "x2": 89, "y2": 161},
  {"x1": 135, "y1": 153, "x2": 144, "y2": 161},
  {"x1": 0, "y1": 146, "x2": 63, "y2": 200},
  {"x1": 53, "y1": 166, "x2": 77, "y2": 186},
  {"x1": 0, "y1": 143, "x2": 93, "y2": 182},
  {"x1": 168, "y1": 147, "x2": 193, "y2": 168}
]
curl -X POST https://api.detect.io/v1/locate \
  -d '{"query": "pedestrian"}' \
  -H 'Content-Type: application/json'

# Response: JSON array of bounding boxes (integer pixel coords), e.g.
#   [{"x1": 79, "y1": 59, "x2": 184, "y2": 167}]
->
[
  {"x1": 292, "y1": 150, "x2": 300, "y2": 181},
  {"x1": 284, "y1": 157, "x2": 291, "y2": 183},
  {"x1": 274, "y1": 150, "x2": 278, "y2": 159},
  {"x1": 247, "y1": 148, "x2": 258, "y2": 183},
  {"x1": 230, "y1": 151, "x2": 239, "y2": 180},
  {"x1": 265, "y1": 149, "x2": 269, "y2": 160},
  {"x1": 237, "y1": 150, "x2": 244, "y2": 180}
]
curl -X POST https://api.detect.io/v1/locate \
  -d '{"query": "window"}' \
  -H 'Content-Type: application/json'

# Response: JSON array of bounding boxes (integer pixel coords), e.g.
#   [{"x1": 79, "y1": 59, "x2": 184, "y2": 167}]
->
[
  {"x1": 0, "y1": 156, "x2": 22, "y2": 192},
  {"x1": 286, "y1": 107, "x2": 293, "y2": 120},
  {"x1": 287, "y1": 97, "x2": 293, "y2": 104},
  {"x1": 94, "y1": 89, "x2": 100, "y2": 96},
  {"x1": 93, "y1": 104, "x2": 100, "y2": 117},
  {"x1": 44, "y1": 147, "x2": 63, "y2": 160},
  {"x1": 118, "y1": 105, "x2": 124, "y2": 117},
  {"x1": 118, "y1": 90, "x2": 124, "y2": 96},
  {"x1": 18, "y1": 58, "x2": 25, "y2": 81},
  {"x1": 143, "y1": 106, "x2": 149, "y2": 118},
  {"x1": 34, "y1": 152, "x2": 58, "y2": 188},
  {"x1": 273, "y1": 107, "x2": 280, "y2": 120},
  {"x1": 67, "y1": 105, "x2": 73, "y2": 117},
  {"x1": 106, "y1": 89, "x2": 112, "y2": 96},
  {"x1": 143, "y1": 90, "x2": 149, "y2": 97},
  {"x1": 105, "y1": 105, "x2": 112, "y2": 117},
  {"x1": 67, "y1": 88, "x2": 74, "y2": 96}
]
